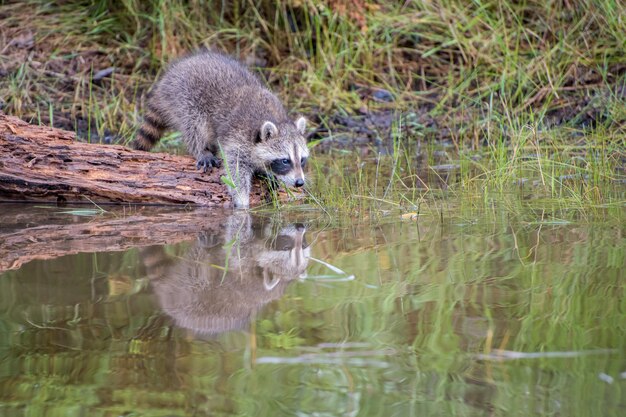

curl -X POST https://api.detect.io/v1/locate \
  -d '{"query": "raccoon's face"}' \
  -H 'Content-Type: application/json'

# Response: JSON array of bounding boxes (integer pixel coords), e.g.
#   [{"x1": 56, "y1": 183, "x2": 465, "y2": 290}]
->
[{"x1": 253, "y1": 117, "x2": 309, "y2": 188}]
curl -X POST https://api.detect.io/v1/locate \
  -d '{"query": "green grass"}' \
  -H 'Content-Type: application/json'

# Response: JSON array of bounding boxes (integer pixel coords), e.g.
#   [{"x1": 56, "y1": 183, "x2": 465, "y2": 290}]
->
[
  {"x1": 0, "y1": 0, "x2": 624, "y2": 212},
  {"x1": 307, "y1": 118, "x2": 624, "y2": 218}
]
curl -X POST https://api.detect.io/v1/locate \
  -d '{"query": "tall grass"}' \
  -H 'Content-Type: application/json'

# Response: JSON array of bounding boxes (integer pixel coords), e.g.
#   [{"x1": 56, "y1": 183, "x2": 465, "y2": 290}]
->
[
  {"x1": 307, "y1": 117, "x2": 624, "y2": 217},
  {"x1": 2, "y1": 1, "x2": 625, "y2": 135},
  {"x1": 0, "y1": 0, "x2": 624, "y2": 211}
]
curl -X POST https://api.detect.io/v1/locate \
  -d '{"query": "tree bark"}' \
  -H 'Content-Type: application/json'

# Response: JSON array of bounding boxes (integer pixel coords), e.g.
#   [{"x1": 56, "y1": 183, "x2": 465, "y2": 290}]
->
[{"x1": 0, "y1": 112, "x2": 274, "y2": 206}]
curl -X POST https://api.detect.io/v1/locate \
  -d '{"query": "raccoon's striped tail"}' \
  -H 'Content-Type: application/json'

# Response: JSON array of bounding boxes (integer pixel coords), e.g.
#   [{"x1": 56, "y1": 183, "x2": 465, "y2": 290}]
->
[{"x1": 133, "y1": 105, "x2": 167, "y2": 151}]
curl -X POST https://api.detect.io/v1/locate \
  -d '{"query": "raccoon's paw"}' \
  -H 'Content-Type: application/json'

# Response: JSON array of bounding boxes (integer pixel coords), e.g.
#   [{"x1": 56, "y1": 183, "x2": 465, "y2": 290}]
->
[{"x1": 196, "y1": 153, "x2": 222, "y2": 173}]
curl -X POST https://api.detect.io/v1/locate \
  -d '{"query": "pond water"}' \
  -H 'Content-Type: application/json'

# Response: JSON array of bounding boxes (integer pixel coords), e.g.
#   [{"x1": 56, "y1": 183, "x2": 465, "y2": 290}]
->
[{"x1": 0, "y1": 200, "x2": 624, "y2": 417}]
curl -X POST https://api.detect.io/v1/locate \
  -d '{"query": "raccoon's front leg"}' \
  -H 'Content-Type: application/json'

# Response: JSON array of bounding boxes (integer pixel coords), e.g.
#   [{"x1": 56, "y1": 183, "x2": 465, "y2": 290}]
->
[{"x1": 224, "y1": 153, "x2": 253, "y2": 209}]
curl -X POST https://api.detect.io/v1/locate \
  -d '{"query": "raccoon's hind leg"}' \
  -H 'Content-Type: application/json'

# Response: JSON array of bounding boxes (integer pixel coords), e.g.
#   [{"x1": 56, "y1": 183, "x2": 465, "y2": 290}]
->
[
  {"x1": 182, "y1": 124, "x2": 222, "y2": 173},
  {"x1": 196, "y1": 147, "x2": 222, "y2": 173},
  {"x1": 133, "y1": 105, "x2": 167, "y2": 151}
]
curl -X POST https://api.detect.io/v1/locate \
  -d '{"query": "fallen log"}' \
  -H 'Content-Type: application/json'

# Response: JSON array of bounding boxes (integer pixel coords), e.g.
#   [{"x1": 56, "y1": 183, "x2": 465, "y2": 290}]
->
[{"x1": 0, "y1": 112, "x2": 274, "y2": 206}]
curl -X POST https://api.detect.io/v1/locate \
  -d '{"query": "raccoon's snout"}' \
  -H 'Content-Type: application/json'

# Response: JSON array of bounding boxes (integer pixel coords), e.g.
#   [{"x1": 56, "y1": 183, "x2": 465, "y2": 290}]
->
[{"x1": 295, "y1": 179, "x2": 305, "y2": 187}]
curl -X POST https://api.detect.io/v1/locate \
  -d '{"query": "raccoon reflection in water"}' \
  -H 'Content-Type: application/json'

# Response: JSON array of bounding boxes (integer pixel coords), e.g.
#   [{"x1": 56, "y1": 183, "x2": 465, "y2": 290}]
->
[{"x1": 140, "y1": 213, "x2": 310, "y2": 336}]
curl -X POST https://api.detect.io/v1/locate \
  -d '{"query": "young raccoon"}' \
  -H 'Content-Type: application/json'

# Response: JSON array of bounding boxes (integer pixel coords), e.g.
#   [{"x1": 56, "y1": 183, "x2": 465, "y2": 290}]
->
[{"x1": 133, "y1": 50, "x2": 309, "y2": 208}]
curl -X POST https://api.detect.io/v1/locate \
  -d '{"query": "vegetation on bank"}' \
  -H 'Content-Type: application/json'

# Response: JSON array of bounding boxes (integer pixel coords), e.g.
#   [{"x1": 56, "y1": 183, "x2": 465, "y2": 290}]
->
[{"x1": 0, "y1": 0, "x2": 624, "y2": 211}]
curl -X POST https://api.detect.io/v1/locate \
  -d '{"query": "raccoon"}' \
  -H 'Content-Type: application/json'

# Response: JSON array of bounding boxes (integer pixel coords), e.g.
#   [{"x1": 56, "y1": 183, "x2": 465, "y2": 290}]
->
[{"x1": 133, "y1": 50, "x2": 309, "y2": 208}]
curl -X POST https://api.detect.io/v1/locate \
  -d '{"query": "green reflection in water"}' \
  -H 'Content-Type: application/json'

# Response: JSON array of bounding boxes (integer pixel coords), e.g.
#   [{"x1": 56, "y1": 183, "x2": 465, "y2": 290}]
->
[{"x1": 0, "y1": 206, "x2": 624, "y2": 417}]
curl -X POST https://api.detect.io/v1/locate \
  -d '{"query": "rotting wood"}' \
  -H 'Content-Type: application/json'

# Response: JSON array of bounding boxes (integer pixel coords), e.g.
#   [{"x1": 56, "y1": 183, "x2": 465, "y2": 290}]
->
[
  {"x1": 0, "y1": 112, "x2": 281, "y2": 206},
  {"x1": 0, "y1": 205, "x2": 232, "y2": 272}
]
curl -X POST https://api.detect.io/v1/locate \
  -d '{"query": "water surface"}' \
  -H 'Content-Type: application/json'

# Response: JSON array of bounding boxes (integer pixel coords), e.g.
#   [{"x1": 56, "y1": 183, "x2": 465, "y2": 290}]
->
[{"x1": 0, "y1": 202, "x2": 624, "y2": 416}]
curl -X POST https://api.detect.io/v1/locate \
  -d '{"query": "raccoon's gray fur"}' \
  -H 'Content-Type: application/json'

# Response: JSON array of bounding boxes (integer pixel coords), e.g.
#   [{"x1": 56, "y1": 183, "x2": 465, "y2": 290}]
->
[{"x1": 134, "y1": 50, "x2": 309, "y2": 208}]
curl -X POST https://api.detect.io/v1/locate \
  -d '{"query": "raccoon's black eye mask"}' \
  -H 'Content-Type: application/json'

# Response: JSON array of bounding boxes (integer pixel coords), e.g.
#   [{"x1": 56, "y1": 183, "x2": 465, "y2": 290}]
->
[{"x1": 270, "y1": 158, "x2": 292, "y2": 175}]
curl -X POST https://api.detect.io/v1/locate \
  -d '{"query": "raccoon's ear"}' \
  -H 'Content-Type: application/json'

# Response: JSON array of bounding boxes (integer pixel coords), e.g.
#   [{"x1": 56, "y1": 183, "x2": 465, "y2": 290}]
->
[
  {"x1": 259, "y1": 121, "x2": 278, "y2": 142},
  {"x1": 295, "y1": 116, "x2": 307, "y2": 135}
]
